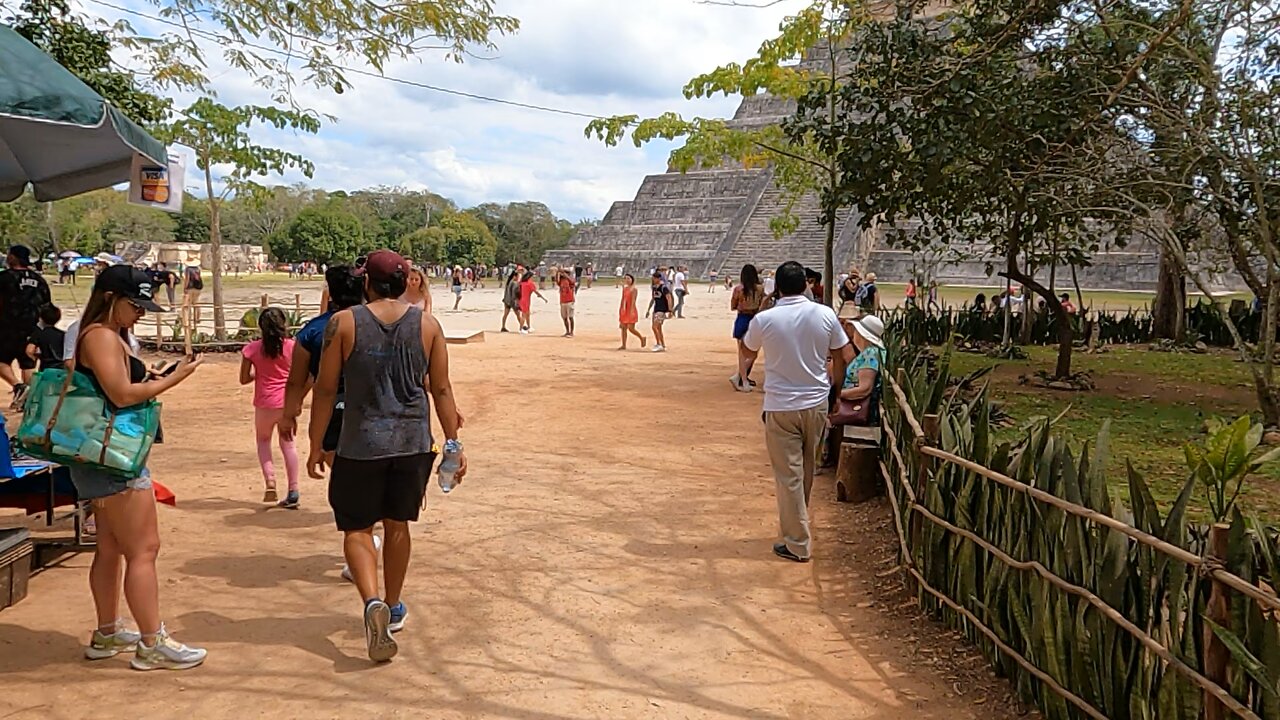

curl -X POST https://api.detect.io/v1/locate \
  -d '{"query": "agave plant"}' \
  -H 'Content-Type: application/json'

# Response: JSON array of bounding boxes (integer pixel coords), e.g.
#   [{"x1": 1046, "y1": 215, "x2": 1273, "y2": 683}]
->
[{"x1": 1185, "y1": 416, "x2": 1280, "y2": 523}]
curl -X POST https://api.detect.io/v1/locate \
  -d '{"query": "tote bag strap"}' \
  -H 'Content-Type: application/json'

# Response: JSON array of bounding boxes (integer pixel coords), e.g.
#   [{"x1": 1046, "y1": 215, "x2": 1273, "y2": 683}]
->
[
  {"x1": 46, "y1": 327, "x2": 123, "y2": 466},
  {"x1": 41, "y1": 328, "x2": 82, "y2": 445}
]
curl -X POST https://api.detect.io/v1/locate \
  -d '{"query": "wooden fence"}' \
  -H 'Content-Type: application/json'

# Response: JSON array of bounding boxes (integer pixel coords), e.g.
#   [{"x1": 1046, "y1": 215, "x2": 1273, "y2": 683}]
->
[
  {"x1": 141, "y1": 293, "x2": 315, "y2": 353},
  {"x1": 879, "y1": 360, "x2": 1280, "y2": 719}
]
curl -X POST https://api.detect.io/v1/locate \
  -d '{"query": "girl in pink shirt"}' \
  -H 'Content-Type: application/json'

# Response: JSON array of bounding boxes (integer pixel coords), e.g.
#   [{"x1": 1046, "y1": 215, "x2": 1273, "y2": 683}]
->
[{"x1": 240, "y1": 308, "x2": 300, "y2": 507}]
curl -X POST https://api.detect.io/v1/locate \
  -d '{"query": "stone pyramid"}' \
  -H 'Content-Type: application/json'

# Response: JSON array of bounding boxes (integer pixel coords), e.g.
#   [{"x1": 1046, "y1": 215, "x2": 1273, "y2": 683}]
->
[{"x1": 545, "y1": 29, "x2": 1166, "y2": 292}]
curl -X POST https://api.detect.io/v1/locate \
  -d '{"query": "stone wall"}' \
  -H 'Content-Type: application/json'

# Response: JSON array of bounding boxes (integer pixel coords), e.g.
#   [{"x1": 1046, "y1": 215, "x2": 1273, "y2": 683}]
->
[{"x1": 116, "y1": 241, "x2": 269, "y2": 270}]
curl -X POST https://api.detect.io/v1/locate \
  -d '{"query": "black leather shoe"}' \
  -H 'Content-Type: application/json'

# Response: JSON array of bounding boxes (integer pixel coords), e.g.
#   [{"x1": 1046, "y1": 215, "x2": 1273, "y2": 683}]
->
[{"x1": 773, "y1": 543, "x2": 810, "y2": 563}]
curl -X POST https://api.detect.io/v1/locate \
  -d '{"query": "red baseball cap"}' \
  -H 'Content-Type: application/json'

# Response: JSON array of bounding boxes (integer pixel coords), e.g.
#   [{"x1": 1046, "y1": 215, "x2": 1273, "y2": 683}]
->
[{"x1": 359, "y1": 249, "x2": 411, "y2": 283}]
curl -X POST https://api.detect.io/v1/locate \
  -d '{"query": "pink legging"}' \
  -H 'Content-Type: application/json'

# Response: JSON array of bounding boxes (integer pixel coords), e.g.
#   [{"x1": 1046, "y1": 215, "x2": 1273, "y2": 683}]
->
[{"x1": 254, "y1": 407, "x2": 299, "y2": 492}]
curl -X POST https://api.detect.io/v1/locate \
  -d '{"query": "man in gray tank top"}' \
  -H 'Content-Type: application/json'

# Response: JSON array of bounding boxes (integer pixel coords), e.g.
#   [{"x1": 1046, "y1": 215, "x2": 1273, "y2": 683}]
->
[{"x1": 307, "y1": 249, "x2": 467, "y2": 663}]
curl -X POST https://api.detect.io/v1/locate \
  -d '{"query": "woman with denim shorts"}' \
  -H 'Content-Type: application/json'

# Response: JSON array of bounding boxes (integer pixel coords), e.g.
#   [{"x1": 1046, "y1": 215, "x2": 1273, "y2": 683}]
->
[{"x1": 72, "y1": 266, "x2": 206, "y2": 670}]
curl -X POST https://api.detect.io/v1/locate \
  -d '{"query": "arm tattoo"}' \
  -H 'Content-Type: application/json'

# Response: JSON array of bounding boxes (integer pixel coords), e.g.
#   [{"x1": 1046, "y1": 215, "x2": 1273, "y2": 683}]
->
[{"x1": 321, "y1": 317, "x2": 339, "y2": 351}]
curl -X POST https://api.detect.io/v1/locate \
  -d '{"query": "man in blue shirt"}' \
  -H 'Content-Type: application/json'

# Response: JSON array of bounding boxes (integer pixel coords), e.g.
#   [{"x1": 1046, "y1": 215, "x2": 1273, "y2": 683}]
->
[{"x1": 279, "y1": 266, "x2": 364, "y2": 451}]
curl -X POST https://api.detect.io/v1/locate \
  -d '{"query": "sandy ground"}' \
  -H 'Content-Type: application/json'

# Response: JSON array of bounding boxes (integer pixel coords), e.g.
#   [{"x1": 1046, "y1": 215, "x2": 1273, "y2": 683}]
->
[{"x1": 0, "y1": 281, "x2": 1008, "y2": 720}]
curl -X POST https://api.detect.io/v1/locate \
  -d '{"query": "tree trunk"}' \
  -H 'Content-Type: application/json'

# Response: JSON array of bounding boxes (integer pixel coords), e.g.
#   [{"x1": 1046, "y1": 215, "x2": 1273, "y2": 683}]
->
[
  {"x1": 823, "y1": 212, "x2": 835, "y2": 307},
  {"x1": 202, "y1": 158, "x2": 226, "y2": 341},
  {"x1": 1152, "y1": 246, "x2": 1186, "y2": 339}
]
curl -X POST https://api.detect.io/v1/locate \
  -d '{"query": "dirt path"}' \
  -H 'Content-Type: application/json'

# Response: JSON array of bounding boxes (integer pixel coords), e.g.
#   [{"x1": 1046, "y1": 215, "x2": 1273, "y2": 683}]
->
[{"x1": 0, "y1": 283, "x2": 1002, "y2": 719}]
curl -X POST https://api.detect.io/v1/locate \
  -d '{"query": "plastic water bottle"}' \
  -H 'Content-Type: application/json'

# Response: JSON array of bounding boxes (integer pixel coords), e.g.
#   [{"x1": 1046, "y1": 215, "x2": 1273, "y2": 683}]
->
[{"x1": 438, "y1": 439, "x2": 462, "y2": 493}]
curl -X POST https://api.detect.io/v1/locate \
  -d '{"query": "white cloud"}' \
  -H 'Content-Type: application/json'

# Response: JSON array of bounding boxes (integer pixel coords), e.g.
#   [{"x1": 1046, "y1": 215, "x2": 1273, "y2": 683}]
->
[{"x1": 86, "y1": 0, "x2": 806, "y2": 220}]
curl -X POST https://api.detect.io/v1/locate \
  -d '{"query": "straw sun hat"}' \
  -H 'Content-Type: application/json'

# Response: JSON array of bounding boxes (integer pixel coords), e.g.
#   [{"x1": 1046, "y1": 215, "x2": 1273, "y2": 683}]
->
[{"x1": 851, "y1": 315, "x2": 885, "y2": 349}]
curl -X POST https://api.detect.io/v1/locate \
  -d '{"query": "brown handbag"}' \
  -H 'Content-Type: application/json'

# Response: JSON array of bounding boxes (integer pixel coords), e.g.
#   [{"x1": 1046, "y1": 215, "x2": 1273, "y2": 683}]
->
[{"x1": 829, "y1": 396, "x2": 873, "y2": 427}]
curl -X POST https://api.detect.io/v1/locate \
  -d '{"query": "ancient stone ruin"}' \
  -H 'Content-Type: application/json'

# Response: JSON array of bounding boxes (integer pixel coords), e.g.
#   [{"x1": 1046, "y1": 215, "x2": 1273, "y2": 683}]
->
[{"x1": 546, "y1": 43, "x2": 1172, "y2": 291}]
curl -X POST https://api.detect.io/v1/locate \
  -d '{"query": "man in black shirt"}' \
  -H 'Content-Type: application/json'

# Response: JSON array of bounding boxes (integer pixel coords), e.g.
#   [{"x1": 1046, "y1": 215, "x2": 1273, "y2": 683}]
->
[
  {"x1": 150, "y1": 261, "x2": 177, "y2": 308},
  {"x1": 0, "y1": 245, "x2": 51, "y2": 406},
  {"x1": 645, "y1": 270, "x2": 674, "y2": 353}
]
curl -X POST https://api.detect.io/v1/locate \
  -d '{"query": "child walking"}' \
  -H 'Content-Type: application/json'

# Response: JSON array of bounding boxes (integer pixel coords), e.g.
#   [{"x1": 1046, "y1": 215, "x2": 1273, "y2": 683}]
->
[{"x1": 240, "y1": 307, "x2": 300, "y2": 507}]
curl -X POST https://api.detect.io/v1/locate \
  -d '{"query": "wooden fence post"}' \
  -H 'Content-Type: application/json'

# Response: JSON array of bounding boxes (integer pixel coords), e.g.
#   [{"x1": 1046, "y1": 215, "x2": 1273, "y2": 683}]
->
[
  {"x1": 260, "y1": 293, "x2": 268, "y2": 309},
  {"x1": 294, "y1": 293, "x2": 301, "y2": 318},
  {"x1": 1204, "y1": 523, "x2": 1231, "y2": 720},
  {"x1": 154, "y1": 312, "x2": 162, "y2": 348}
]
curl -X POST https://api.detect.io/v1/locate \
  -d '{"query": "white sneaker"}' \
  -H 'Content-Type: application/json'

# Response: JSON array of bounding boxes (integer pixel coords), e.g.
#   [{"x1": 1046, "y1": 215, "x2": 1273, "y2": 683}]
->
[
  {"x1": 341, "y1": 534, "x2": 382, "y2": 583},
  {"x1": 519, "y1": 328, "x2": 528, "y2": 335},
  {"x1": 652, "y1": 345, "x2": 665, "y2": 353},
  {"x1": 85, "y1": 621, "x2": 141, "y2": 660},
  {"x1": 130, "y1": 625, "x2": 207, "y2": 671},
  {"x1": 729, "y1": 374, "x2": 752, "y2": 393}
]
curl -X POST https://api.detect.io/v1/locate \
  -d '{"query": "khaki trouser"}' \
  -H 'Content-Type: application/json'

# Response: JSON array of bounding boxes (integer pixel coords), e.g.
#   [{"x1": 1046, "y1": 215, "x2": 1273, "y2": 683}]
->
[{"x1": 765, "y1": 405, "x2": 827, "y2": 559}]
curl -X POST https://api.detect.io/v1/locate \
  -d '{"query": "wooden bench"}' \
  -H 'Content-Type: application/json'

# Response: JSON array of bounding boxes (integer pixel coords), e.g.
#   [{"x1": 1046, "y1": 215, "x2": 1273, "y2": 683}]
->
[
  {"x1": 836, "y1": 424, "x2": 883, "y2": 503},
  {"x1": 445, "y1": 330, "x2": 485, "y2": 345}
]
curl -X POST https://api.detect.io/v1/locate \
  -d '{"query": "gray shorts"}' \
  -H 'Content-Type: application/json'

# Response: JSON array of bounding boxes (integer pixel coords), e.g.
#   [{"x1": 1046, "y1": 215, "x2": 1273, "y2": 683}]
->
[{"x1": 69, "y1": 466, "x2": 152, "y2": 501}]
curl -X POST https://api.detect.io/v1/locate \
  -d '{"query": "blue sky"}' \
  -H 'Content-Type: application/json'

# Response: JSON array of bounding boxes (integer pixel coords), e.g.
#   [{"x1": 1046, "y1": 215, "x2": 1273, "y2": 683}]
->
[{"x1": 80, "y1": 0, "x2": 804, "y2": 221}]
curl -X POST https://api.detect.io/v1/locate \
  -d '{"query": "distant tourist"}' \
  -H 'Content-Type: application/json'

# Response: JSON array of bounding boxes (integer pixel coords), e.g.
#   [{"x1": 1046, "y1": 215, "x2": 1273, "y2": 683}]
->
[
  {"x1": 762, "y1": 269, "x2": 776, "y2": 296},
  {"x1": 972, "y1": 292, "x2": 987, "y2": 314},
  {"x1": 927, "y1": 280, "x2": 941, "y2": 313},
  {"x1": 574, "y1": 263, "x2": 585, "y2": 291},
  {"x1": 730, "y1": 264, "x2": 765, "y2": 393},
  {"x1": 0, "y1": 245, "x2": 51, "y2": 408},
  {"x1": 1059, "y1": 293, "x2": 1077, "y2": 315},
  {"x1": 740, "y1": 261, "x2": 853, "y2": 563},
  {"x1": 708, "y1": 268, "x2": 719, "y2": 292},
  {"x1": 519, "y1": 271, "x2": 547, "y2": 334},
  {"x1": 150, "y1": 262, "x2": 176, "y2": 308},
  {"x1": 803, "y1": 268, "x2": 820, "y2": 302},
  {"x1": 855, "y1": 272, "x2": 878, "y2": 313},
  {"x1": 537, "y1": 262, "x2": 549, "y2": 290},
  {"x1": 182, "y1": 259, "x2": 204, "y2": 327},
  {"x1": 557, "y1": 268, "x2": 577, "y2": 338},
  {"x1": 501, "y1": 270, "x2": 521, "y2": 332},
  {"x1": 451, "y1": 266, "x2": 464, "y2": 310},
  {"x1": 905, "y1": 278, "x2": 917, "y2": 309},
  {"x1": 618, "y1": 274, "x2": 646, "y2": 350},
  {"x1": 838, "y1": 268, "x2": 860, "y2": 314},
  {"x1": 240, "y1": 307, "x2": 299, "y2": 508},
  {"x1": 305, "y1": 249, "x2": 467, "y2": 663},
  {"x1": 672, "y1": 265, "x2": 688, "y2": 318},
  {"x1": 615, "y1": 264, "x2": 625, "y2": 283},
  {"x1": 646, "y1": 270, "x2": 675, "y2": 352},
  {"x1": 59, "y1": 257, "x2": 77, "y2": 285},
  {"x1": 401, "y1": 266, "x2": 432, "y2": 315},
  {"x1": 585, "y1": 262, "x2": 595, "y2": 290}
]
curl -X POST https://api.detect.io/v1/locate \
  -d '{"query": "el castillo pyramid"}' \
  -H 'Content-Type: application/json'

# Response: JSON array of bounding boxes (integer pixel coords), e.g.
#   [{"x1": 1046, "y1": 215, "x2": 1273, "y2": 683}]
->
[{"x1": 546, "y1": 40, "x2": 1169, "y2": 291}]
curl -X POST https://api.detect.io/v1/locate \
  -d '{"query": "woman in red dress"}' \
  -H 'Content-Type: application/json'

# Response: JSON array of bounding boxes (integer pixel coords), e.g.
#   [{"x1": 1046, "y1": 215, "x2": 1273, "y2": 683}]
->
[{"x1": 618, "y1": 274, "x2": 646, "y2": 350}]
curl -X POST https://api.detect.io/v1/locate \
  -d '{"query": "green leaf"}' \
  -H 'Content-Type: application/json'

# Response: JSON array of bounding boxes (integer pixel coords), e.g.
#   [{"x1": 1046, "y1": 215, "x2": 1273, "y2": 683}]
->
[{"x1": 1205, "y1": 618, "x2": 1280, "y2": 699}]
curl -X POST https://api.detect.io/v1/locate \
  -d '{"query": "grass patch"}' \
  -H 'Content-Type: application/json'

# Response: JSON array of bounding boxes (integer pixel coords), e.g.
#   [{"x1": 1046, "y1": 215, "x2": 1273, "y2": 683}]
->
[{"x1": 943, "y1": 345, "x2": 1280, "y2": 520}]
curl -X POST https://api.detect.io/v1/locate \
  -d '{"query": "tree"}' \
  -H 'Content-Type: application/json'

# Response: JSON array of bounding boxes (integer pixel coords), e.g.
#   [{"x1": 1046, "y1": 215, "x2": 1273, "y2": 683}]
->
[
  {"x1": 172, "y1": 195, "x2": 211, "y2": 245},
  {"x1": 586, "y1": 1, "x2": 880, "y2": 304},
  {"x1": 399, "y1": 226, "x2": 447, "y2": 265},
  {"x1": 795, "y1": 2, "x2": 1138, "y2": 378},
  {"x1": 276, "y1": 200, "x2": 366, "y2": 264},
  {"x1": 469, "y1": 201, "x2": 576, "y2": 265},
  {"x1": 123, "y1": 1, "x2": 518, "y2": 105},
  {"x1": 6, "y1": 0, "x2": 169, "y2": 125},
  {"x1": 1070, "y1": 0, "x2": 1280, "y2": 424},
  {"x1": 162, "y1": 99, "x2": 319, "y2": 339},
  {"x1": 436, "y1": 211, "x2": 496, "y2": 266}
]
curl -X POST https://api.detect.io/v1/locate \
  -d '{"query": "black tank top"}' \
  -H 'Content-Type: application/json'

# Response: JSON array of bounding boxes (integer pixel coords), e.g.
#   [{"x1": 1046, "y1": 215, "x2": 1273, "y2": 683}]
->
[
  {"x1": 336, "y1": 305, "x2": 432, "y2": 460},
  {"x1": 76, "y1": 331, "x2": 147, "y2": 409}
]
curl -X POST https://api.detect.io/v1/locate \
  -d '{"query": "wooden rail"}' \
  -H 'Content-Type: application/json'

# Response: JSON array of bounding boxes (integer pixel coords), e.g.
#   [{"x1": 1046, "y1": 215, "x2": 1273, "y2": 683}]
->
[{"x1": 882, "y1": 372, "x2": 1275, "y2": 720}]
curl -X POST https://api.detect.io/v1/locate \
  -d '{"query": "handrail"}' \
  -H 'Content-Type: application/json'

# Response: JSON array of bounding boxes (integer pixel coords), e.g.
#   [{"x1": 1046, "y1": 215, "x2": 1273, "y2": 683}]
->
[
  {"x1": 885, "y1": 374, "x2": 1280, "y2": 614},
  {"x1": 880, "y1": 371, "x2": 1278, "y2": 719}
]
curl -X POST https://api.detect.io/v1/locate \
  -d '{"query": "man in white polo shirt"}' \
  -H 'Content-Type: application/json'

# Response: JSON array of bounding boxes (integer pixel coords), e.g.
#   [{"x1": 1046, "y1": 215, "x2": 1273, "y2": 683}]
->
[{"x1": 742, "y1": 261, "x2": 853, "y2": 562}]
